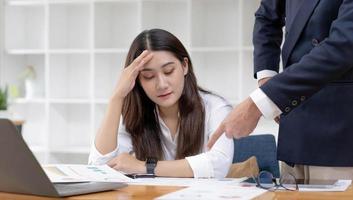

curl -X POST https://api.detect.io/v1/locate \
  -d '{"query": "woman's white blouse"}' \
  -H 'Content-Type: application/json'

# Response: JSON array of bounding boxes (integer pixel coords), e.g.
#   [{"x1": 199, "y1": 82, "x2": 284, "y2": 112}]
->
[{"x1": 88, "y1": 92, "x2": 234, "y2": 178}]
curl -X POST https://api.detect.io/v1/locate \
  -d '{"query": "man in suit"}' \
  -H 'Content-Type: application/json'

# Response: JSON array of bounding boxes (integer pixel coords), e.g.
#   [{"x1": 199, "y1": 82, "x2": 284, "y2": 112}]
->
[{"x1": 208, "y1": 0, "x2": 353, "y2": 179}]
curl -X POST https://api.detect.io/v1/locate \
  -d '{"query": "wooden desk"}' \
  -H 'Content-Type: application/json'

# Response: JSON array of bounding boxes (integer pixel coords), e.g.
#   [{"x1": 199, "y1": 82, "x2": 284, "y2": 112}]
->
[{"x1": 0, "y1": 184, "x2": 353, "y2": 200}]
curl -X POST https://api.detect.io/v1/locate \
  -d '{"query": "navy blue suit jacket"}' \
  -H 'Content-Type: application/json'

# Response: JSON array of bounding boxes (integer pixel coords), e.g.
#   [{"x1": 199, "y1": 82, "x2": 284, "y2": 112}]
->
[{"x1": 253, "y1": 0, "x2": 353, "y2": 166}]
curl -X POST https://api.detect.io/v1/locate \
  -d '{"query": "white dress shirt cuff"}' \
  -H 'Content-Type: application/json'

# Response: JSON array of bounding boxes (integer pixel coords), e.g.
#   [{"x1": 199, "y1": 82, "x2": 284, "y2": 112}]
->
[
  {"x1": 185, "y1": 153, "x2": 214, "y2": 178},
  {"x1": 250, "y1": 88, "x2": 282, "y2": 119},
  {"x1": 256, "y1": 70, "x2": 278, "y2": 80},
  {"x1": 88, "y1": 143, "x2": 119, "y2": 165}
]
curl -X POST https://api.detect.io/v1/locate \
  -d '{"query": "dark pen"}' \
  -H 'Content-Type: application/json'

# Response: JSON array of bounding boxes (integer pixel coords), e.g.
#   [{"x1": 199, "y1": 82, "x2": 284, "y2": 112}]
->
[{"x1": 126, "y1": 173, "x2": 155, "y2": 179}]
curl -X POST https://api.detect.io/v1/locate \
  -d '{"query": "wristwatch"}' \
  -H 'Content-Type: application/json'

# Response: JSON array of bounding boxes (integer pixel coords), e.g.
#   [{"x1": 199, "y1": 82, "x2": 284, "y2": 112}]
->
[{"x1": 145, "y1": 157, "x2": 158, "y2": 175}]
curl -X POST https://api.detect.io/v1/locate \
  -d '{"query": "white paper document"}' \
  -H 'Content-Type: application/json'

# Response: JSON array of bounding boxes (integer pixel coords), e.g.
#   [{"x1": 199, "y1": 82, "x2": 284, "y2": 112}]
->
[
  {"x1": 130, "y1": 177, "x2": 245, "y2": 187},
  {"x1": 298, "y1": 180, "x2": 352, "y2": 192},
  {"x1": 240, "y1": 179, "x2": 351, "y2": 192},
  {"x1": 156, "y1": 183, "x2": 267, "y2": 200},
  {"x1": 42, "y1": 164, "x2": 133, "y2": 183}
]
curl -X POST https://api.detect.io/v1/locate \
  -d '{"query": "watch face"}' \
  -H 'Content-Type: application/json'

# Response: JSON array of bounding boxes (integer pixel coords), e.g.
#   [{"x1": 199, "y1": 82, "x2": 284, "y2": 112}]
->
[
  {"x1": 146, "y1": 157, "x2": 158, "y2": 165},
  {"x1": 146, "y1": 157, "x2": 158, "y2": 175}
]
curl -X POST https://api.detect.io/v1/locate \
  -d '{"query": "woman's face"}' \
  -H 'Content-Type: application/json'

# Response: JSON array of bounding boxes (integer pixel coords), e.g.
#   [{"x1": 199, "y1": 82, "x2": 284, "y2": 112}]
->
[{"x1": 138, "y1": 51, "x2": 188, "y2": 109}]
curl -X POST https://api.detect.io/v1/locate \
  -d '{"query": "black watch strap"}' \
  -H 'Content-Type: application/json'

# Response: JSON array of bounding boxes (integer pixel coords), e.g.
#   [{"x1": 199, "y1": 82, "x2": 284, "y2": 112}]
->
[{"x1": 146, "y1": 157, "x2": 158, "y2": 175}]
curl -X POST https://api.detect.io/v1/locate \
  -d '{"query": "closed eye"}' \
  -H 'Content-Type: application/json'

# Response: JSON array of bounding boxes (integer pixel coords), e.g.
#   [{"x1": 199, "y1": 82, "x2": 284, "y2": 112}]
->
[
  {"x1": 140, "y1": 72, "x2": 155, "y2": 80},
  {"x1": 164, "y1": 69, "x2": 174, "y2": 75},
  {"x1": 143, "y1": 76, "x2": 154, "y2": 80},
  {"x1": 163, "y1": 65, "x2": 175, "y2": 75}
]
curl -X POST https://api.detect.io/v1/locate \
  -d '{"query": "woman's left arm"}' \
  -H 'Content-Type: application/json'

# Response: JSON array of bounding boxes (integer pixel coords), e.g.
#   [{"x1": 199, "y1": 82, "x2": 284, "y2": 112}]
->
[
  {"x1": 108, "y1": 100, "x2": 234, "y2": 178},
  {"x1": 185, "y1": 127, "x2": 234, "y2": 178},
  {"x1": 184, "y1": 101, "x2": 234, "y2": 178},
  {"x1": 107, "y1": 153, "x2": 194, "y2": 177}
]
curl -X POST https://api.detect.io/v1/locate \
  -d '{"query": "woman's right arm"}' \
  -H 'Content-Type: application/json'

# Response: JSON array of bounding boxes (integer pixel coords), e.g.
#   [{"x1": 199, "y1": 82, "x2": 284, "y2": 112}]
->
[
  {"x1": 94, "y1": 96, "x2": 124, "y2": 155},
  {"x1": 94, "y1": 50, "x2": 153, "y2": 155}
]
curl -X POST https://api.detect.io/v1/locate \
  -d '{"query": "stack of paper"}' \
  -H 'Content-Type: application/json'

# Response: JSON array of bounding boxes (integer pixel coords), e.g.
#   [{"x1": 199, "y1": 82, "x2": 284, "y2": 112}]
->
[{"x1": 42, "y1": 164, "x2": 132, "y2": 183}]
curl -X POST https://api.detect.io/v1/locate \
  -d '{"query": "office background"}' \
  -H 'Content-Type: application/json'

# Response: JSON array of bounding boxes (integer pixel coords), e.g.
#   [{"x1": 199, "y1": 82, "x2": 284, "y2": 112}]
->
[{"x1": 0, "y1": 0, "x2": 278, "y2": 164}]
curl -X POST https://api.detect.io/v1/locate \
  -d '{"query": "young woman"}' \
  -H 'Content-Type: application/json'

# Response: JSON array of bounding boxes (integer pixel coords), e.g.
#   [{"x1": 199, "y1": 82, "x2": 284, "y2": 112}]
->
[{"x1": 89, "y1": 29, "x2": 234, "y2": 178}]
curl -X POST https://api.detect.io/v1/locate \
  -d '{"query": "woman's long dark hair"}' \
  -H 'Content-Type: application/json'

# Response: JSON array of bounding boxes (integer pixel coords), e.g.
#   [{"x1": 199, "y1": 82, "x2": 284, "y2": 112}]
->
[{"x1": 122, "y1": 29, "x2": 205, "y2": 161}]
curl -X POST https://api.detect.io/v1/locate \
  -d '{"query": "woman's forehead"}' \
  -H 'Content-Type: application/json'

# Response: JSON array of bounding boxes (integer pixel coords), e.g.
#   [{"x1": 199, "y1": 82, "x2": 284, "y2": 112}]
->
[{"x1": 142, "y1": 51, "x2": 179, "y2": 71}]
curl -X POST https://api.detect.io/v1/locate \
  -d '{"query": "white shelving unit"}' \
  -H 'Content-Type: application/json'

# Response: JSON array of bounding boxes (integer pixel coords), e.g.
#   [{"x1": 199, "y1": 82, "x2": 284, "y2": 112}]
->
[
  {"x1": 5, "y1": 3, "x2": 45, "y2": 50},
  {"x1": 1, "y1": 0, "x2": 278, "y2": 163},
  {"x1": 49, "y1": 3, "x2": 90, "y2": 49}
]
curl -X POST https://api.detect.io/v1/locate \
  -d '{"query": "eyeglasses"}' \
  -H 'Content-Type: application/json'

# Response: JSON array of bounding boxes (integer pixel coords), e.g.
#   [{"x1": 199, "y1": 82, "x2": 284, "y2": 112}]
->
[{"x1": 252, "y1": 171, "x2": 299, "y2": 191}]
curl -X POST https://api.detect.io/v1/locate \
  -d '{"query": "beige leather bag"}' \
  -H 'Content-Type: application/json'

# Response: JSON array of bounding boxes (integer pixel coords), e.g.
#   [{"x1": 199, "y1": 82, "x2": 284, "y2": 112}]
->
[{"x1": 226, "y1": 156, "x2": 259, "y2": 178}]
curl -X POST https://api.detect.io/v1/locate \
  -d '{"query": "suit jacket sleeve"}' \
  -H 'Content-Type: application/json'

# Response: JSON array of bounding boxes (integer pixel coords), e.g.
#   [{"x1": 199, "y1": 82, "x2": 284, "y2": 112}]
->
[
  {"x1": 261, "y1": 0, "x2": 353, "y2": 113},
  {"x1": 253, "y1": 0, "x2": 286, "y2": 78}
]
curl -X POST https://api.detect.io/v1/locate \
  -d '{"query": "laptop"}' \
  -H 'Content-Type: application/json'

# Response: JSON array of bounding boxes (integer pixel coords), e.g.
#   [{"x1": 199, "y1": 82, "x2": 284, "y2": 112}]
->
[{"x1": 0, "y1": 119, "x2": 127, "y2": 197}]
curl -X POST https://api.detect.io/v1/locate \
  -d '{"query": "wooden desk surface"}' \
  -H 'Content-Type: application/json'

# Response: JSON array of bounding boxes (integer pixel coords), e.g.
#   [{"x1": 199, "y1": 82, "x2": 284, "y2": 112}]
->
[{"x1": 0, "y1": 184, "x2": 352, "y2": 200}]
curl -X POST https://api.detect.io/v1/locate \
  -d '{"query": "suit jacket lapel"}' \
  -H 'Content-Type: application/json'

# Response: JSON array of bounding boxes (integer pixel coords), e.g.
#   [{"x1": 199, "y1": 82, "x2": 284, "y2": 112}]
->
[{"x1": 282, "y1": 0, "x2": 321, "y2": 67}]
